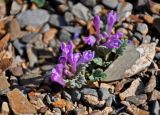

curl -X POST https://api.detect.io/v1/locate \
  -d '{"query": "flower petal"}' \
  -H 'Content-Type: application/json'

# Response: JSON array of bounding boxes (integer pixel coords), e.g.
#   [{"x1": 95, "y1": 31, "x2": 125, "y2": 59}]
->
[
  {"x1": 83, "y1": 35, "x2": 96, "y2": 46},
  {"x1": 50, "y1": 68, "x2": 65, "y2": 86},
  {"x1": 93, "y1": 15, "x2": 100, "y2": 35}
]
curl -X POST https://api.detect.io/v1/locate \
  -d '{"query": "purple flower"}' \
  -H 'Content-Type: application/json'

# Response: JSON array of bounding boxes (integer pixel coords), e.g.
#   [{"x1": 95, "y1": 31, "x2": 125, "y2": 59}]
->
[
  {"x1": 68, "y1": 52, "x2": 81, "y2": 74},
  {"x1": 50, "y1": 64, "x2": 65, "y2": 86},
  {"x1": 78, "y1": 51, "x2": 95, "y2": 64},
  {"x1": 107, "y1": 11, "x2": 117, "y2": 35},
  {"x1": 103, "y1": 38, "x2": 122, "y2": 49},
  {"x1": 83, "y1": 35, "x2": 96, "y2": 46},
  {"x1": 61, "y1": 41, "x2": 73, "y2": 60},
  {"x1": 93, "y1": 15, "x2": 100, "y2": 35}
]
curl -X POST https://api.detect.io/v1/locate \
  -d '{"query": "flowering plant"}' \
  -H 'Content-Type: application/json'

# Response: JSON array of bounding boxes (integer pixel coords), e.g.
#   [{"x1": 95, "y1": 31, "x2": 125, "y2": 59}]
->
[{"x1": 50, "y1": 11, "x2": 128, "y2": 88}]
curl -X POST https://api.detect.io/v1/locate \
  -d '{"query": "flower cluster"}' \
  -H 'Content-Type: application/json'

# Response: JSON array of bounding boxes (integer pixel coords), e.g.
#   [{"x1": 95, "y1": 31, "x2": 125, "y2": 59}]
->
[
  {"x1": 50, "y1": 41, "x2": 94, "y2": 86},
  {"x1": 83, "y1": 11, "x2": 123, "y2": 49}
]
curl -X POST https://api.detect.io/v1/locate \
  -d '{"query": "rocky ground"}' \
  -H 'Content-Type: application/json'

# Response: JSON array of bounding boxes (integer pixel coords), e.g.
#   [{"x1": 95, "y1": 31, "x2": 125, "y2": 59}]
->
[{"x1": 0, "y1": 0, "x2": 160, "y2": 115}]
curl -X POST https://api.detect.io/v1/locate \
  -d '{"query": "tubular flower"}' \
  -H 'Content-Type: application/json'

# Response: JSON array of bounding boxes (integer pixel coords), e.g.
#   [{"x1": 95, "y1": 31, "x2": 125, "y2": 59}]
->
[
  {"x1": 93, "y1": 15, "x2": 100, "y2": 35},
  {"x1": 107, "y1": 10, "x2": 117, "y2": 35},
  {"x1": 60, "y1": 41, "x2": 73, "y2": 61},
  {"x1": 68, "y1": 52, "x2": 81, "y2": 74},
  {"x1": 83, "y1": 35, "x2": 96, "y2": 46},
  {"x1": 78, "y1": 51, "x2": 95, "y2": 64},
  {"x1": 50, "y1": 64, "x2": 65, "y2": 86}
]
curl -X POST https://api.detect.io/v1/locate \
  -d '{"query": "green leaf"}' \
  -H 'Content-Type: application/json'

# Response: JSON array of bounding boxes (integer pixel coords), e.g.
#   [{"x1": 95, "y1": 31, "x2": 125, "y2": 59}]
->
[
  {"x1": 92, "y1": 58, "x2": 103, "y2": 66},
  {"x1": 89, "y1": 69, "x2": 107, "y2": 81},
  {"x1": 31, "y1": 0, "x2": 45, "y2": 7},
  {"x1": 94, "y1": 46, "x2": 111, "y2": 59},
  {"x1": 116, "y1": 39, "x2": 128, "y2": 56}
]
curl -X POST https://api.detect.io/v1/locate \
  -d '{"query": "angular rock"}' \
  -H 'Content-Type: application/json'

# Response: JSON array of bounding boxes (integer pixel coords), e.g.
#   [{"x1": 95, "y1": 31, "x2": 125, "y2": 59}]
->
[
  {"x1": 16, "y1": 9, "x2": 49, "y2": 28},
  {"x1": 102, "y1": 0, "x2": 118, "y2": 9},
  {"x1": 152, "y1": 100, "x2": 160, "y2": 115},
  {"x1": 1, "y1": 102, "x2": 10, "y2": 115},
  {"x1": 72, "y1": 90, "x2": 81, "y2": 101},
  {"x1": 49, "y1": 14, "x2": 66, "y2": 27},
  {"x1": 104, "y1": 45, "x2": 140, "y2": 81},
  {"x1": 62, "y1": 26, "x2": 82, "y2": 34},
  {"x1": 125, "y1": 94, "x2": 147, "y2": 106},
  {"x1": 144, "y1": 76, "x2": 156, "y2": 93},
  {"x1": 26, "y1": 44, "x2": 38, "y2": 67},
  {"x1": 82, "y1": 94, "x2": 105, "y2": 108},
  {"x1": 127, "y1": 104, "x2": 149, "y2": 115},
  {"x1": 44, "y1": 28, "x2": 58, "y2": 44},
  {"x1": 104, "y1": 43, "x2": 156, "y2": 82},
  {"x1": 119, "y1": 78, "x2": 143, "y2": 100},
  {"x1": 9, "y1": 66, "x2": 23, "y2": 77},
  {"x1": 98, "y1": 88, "x2": 110, "y2": 100},
  {"x1": 9, "y1": 19, "x2": 28, "y2": 40},
  {"x1": 7, "y1": 89, "x2": 37, "y2": 114},
  {"x1": 22, "y1": 33, "x2": 37, "y2": 43},
  {"x1": 117, "y1": 2, "x2": 133, "y2": 21},
  {"x1": 0, "y1": 75, "x2": 10, "y2": 94},
  {"x1": 59, "y1": 29, "x2": 71, "y2": 42},
  {"x1": 13, "y1": 39, "x2": 24, "y2": 55},
  {"x1": 20, "y1": 72, "x2": 43, "y2": 88},
  {"x1": 71, "y1": 3, "x2": 90, "y2": 21},
  {"x1": 64, "y1": 11, "x2": 74, "y2": 24},
  {"x1": 10, "y1": 1, "x2": 21, "y2": 15},
  {"x1": 125, "y1": 43, "x2": 156, "y2": 77},
  {"x1": 136, "y1": 23, "x2": 148, "y2": 35},
  {"x1": 80, "y1": 0, "x2": 96, "y2": 7},
  {"x1": 80, "y1": 88, "x2": 98, "y2": 97},
  {"x1": 150, "y1": 90, "x2": 160, "y2": 101}
]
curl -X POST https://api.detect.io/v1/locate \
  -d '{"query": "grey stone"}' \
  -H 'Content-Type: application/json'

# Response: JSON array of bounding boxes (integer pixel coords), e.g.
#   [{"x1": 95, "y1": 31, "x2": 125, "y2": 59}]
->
[
  {"x1": 59, "y1": 29, "x2": 71, "y2": 42},
  {"x1": 54, "y1": 0, "x2": 66, "y2": 4},
  {"x1": 93, "y1": 5, "x2": 103, "y2": 15},
  {"x1": 64, "y1": 12, "x2": 74, "y2": 24},
  {"x1": 26, "y1": 44, "x2": 38, "y2": 67},
  {"x1": 13, "y1": 39, "x2": 25, "y2": 55},
  {"x1": 152, "y1": 101, "x2": 160, "y2": 115},
  {"x1": 71, "y1": 3, "x2": 91, "y2": 21},
  {"x1": 62, "y1": 91, "x2": 71, "y2": 101},
  {"x1": 62, "y1": 26, "x2": 82, "y2": 34},
  {"x1": 143, "y1": 35, "x2": 151, "y2": 44},
  {"x1": 98, "y1": 88, "x2": 110, "y2": 100},
  {"x1": 102, "y1": 0, "x2": 118, "y2": 9},
  {"x1": 21, "y1": 33, "x2": 37, "y2": 43},
  {"x1": 125, "y1": 94, "x2": 147, "y2": 106},
  {"x1": 16, "y1": 9, "x2": 49, "y2": 28},
  {"x1": 33, "y1": 34, "x2": 44, "y2": 49},
  {"x1": 136, "y1": 23, "x2": 148, "y2": 35},
  {"x1": 20, "y1": 72, "x2": 43, "y2": 88},
  {"x1": 80, "y1": 88, "x2": 98, "y2": 97},
  {"x1": 80, "y1": 0, "x2": 96, "y2": 7},
  {"x1": 41, "y1": 23, "x2": 50, "y2": 33},
  {"x1": 117, "y1": 2, "x2": 133, "y2": 21},
  {"x1": 104, "y1": 43, "x2": 156, "y2": 82},
  {"x1": 72, "y1": 90, "x2": 81, "y2": 101},
  {"x1": 49, "y1": 14, "x2": 66, "y2": 27},
  {"x1": 10, "y1": 1, "x2": 21, "y2": 15},
  {"x1": 40, "y1": 65, "x2": 53, "y2": 71},
  {"x1": 104, "y1": 45, "x2": 140, "y2": 81},
  {"x1": 134, "y1": 32, "x2": 142, "y2": 41}
]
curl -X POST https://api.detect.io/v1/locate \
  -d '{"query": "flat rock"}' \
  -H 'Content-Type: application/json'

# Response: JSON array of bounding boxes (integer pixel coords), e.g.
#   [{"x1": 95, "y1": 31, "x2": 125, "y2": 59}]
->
[
  {"x1": 102, "y1": 0, "x2": 118, "y2": 9},
  {"x1": 71, "y1": 3, "x2": 90, "y2": 21},
  {"x1": 0, "y1": 75, "x2": 10, "y2": 93},
  {"x1": 20, "y1": 72, "x2": 43, "y2": 88},
  {"x1": 7, "y1": 89, "x2": 37, "y2": 114},
  {"x1": 104, "y1": 45, "x2": 139, "y2": 82},
  {"x1": 104, "y1": 43, "x2": 156, "y2": 82},
  {"x1": 16, "y1": 9, "x2": 49, "y2": 28}
]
